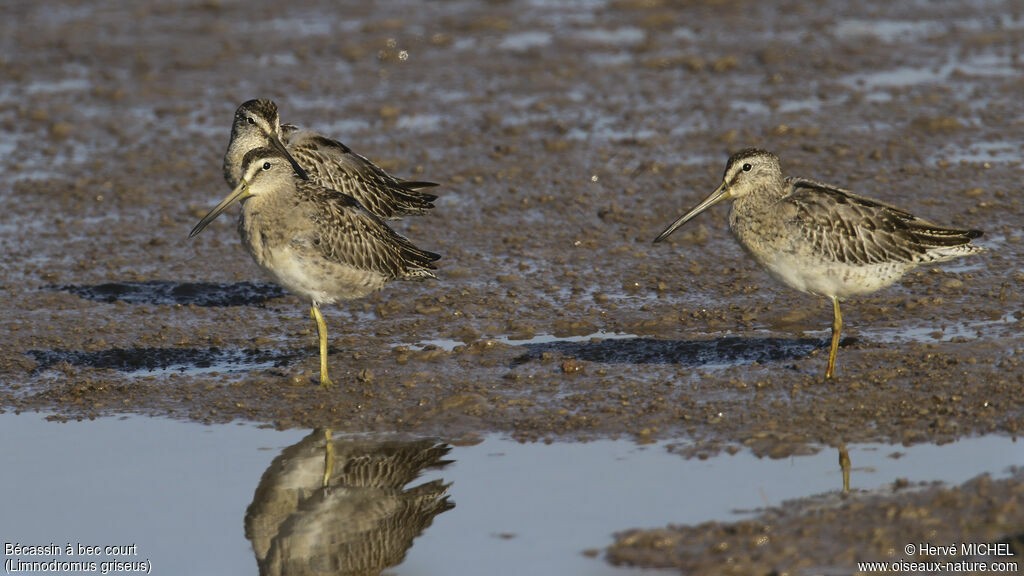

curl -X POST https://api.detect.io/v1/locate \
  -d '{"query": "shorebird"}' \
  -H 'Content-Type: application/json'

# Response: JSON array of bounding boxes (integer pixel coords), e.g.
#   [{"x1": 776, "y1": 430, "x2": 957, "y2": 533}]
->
[
  {"x1": 654, "y1": 148, "x2": 983, "y2": 378},
  {"x1": 191, "y1": 146, "x2": 440, "y2": 387},
  {"x1": 223, "y1": 98, "x2": 437, "y2": 220}
]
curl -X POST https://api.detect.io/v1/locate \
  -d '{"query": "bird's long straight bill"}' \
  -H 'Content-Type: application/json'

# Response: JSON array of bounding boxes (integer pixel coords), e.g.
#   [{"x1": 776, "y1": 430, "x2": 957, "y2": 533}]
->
[
  {"x1": 269, "y1": 135, "x2": 309, "y2": 180},
  {"x1": 189, "y1": 181, "x2": 250, "y2": 238},
  {"x1": 653, "y1": 182, "x2": 731, "y2": 243}
]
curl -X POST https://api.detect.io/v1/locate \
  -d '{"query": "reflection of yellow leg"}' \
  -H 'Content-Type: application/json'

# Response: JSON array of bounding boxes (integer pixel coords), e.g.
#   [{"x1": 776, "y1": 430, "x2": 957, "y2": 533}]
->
[
  {"x1": 310, "y1": 304, "x2": 334, "y2": 388},
  {"x1": 839, "y1": 445, "x2": 850, "y2": 495},
  {"x1": 322, "y1": 428, "x2": 334, "y2": 488},
  {"x1": 826, "y1": 297, "x2": 842, "y2": 379}
]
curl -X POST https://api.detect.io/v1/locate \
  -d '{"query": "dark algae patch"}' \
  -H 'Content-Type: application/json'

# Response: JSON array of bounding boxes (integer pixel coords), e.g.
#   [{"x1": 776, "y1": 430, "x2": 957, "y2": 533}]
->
[
  {"x1": 27, "y1": 346, "x2": 299, "y2": 375},
  {"x1": 49, "y1": 281, "x2": 287, "y2": 307}
]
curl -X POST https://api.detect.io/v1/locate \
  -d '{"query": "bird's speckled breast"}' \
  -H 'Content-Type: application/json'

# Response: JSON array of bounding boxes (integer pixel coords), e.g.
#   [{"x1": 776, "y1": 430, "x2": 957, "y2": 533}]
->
[
  {"x1": 729, "y1": 201, "x2": 912, "y2": 299},
  {"x1": 239, "y1": 195, "x2": 387, "y2": 306}
]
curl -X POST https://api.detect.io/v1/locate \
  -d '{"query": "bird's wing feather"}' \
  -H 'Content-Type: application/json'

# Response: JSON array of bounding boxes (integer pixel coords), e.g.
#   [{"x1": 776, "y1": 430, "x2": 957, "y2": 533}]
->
[
  {"x1": 293, "y1": 181, "x2": 439, "y2": 279},
  {"x1": 784, "y1": 178, "x2": 980, "y2": 265},
  {"x1": 285, "y1": 129, "x2": 437, "y2": 219}
]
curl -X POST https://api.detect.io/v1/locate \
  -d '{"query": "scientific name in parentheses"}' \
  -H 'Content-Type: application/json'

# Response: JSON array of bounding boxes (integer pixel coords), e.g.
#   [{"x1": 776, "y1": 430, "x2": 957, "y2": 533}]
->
[
  {"x1": 7, "y1": 558, "x2": 99, "y2": 573},
  {"x1": 5, "y1": 543, "x2": 64, "y2": 556}
]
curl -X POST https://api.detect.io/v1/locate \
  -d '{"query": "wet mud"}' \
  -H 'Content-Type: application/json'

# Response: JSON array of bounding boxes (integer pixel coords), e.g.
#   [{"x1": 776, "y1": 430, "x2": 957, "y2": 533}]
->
[
  {"x1": 609, "y1": 468, "x2": 1024, "y2": 574},
  {"x1": 1, "y1": 0, "x2": 1022, "y2": 570}
]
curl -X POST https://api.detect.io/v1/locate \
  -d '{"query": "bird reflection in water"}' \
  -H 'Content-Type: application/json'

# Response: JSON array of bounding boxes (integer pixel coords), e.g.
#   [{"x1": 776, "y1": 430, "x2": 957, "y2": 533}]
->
[
  {"x1": 245, "y1": 429, "x2": 454, "y2": 575},
  {"x1": 839, "y1": 445, "x2": 851, "y2": 496}
]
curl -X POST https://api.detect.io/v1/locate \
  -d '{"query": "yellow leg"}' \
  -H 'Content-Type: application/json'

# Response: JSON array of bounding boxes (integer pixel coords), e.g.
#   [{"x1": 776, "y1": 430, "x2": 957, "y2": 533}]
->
[
  {"x1": 322, "y1": 428, "x2": 334, "y2": 489},
  {"x1": 310, "y1": 304, "x2": 334, "y2": 388},
  {"x1": 838, "y1": 445, "x2": 850, "y2": 495},
  {"x1": 825, "y1": 296, "x2": 842, "y2": 379}
]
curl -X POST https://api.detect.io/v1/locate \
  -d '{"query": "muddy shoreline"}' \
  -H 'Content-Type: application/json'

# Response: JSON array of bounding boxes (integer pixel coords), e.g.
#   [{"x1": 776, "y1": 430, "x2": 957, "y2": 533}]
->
[{"x1": 1, "y1": 1, "x2": 1022, "y2": 572}]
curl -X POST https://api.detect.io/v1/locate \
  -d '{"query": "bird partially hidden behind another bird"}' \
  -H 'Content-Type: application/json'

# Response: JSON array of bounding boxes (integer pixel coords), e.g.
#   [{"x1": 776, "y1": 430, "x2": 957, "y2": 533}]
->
[
  {"x1": 223, "y1": 98, "x2": 437, "y2": 220},
  {"x1": 191, "y1": 146, "x2": 440, "y2": 388},
  {"x1": 654, "y1": 148, "x2": 983, "y2": 379}
]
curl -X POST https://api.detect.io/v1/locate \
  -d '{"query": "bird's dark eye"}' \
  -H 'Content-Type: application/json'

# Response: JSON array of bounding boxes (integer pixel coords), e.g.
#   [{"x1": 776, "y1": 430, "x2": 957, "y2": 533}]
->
[
  {"x1": 262, "y1": 162, "x2": 272, "y2": 170},
  {"x1": 246, "y1": 117, "x2": 256, "y2": 125},
  {"x1": 742, "y1": 163, "x2": 752, "y2": 172}
]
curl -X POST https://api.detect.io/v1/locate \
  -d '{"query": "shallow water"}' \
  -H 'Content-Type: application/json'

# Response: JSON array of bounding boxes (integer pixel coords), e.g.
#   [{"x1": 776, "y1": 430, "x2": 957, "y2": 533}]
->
[{"x1": 1, "y1": 413, "x2": 1019, "y2": 575}]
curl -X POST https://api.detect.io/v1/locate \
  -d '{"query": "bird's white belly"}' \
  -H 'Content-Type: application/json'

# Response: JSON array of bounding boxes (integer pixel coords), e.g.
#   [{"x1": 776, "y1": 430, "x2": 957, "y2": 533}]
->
[
  {"x1": 760, "y1": 251, "x2": 911, "y2": 299},
  {"x1": 258, "y1": 246, "x2": 387, "y2": 305}
]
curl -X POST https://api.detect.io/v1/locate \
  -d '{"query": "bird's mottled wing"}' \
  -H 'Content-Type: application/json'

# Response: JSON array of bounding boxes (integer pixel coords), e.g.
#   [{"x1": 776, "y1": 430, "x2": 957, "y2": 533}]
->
[
  {"x1": 294, "y1": 181, "x2": 439, "y2": 280},
  {"x1": 784, "y1": 178, "x2": 980, "y2": 265},
  {"x1": 334, "y1": 440, "x2": 452, "y2": 489},
  {"x1": 286, "y1": 130, "x2": 437, "y2": 219}
]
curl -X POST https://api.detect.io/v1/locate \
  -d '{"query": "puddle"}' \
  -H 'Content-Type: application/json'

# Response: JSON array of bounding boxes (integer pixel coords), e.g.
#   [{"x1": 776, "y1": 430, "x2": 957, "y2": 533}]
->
[
  {"x1": 573, "y1": 27, "x2": 646, "y2": 45},
  {"x1": 24, "y1": 77, "x2": 92, "y2": 95},
  {"x1": 498, "y1": 31, "x2": 553, "y2": 51},
  {"x1": 834, "y1": 19, "x2": 947, "y2": 43},
  {"x1": 252, "y1": 16, "x2": 343, "y2": 37},
  {"x1": 0, "y1": 414, "x2": 1019, "y2": 575},
  {"x1": 587, "y1": 51, "x2": 634, "y2": 67},
  {"x1": 729, "y1": 100, "x2": 771, "y2": 115},
  {"x1": 395, "y1": 113, "x2": 443, "y2": 133},
  {"x1": 930, "y1": 141, "x2": 1023, "y2": 164},
  {"x1": 840, "y1": 53, "x2": 1019, "y2": 96},
  {"x1": 682, "y1": 95, "x2": 823, "y2": 119},
  {"x1": 861, "y1": 312, "x2": 1019, "y2": 344},
  {"x1": 403, "y1": 330, "x2": 639, "y2": 352},
  {"x1": 777, "y1": 97, "x2": 823, "y2": 113},
  {"x1": 835, "y1": 15, "x2": 1024, "y2": 43}
]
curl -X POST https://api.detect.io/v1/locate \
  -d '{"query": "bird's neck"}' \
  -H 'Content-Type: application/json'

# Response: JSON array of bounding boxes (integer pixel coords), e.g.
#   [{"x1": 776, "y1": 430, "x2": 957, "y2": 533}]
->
[{"x1": 732, "y1": 177, "x2": 787, "y2": 216}]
